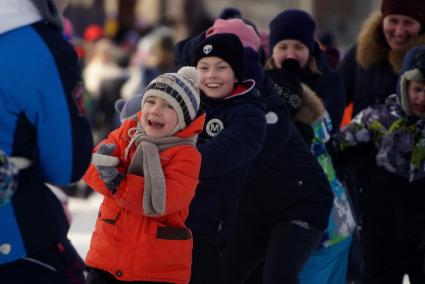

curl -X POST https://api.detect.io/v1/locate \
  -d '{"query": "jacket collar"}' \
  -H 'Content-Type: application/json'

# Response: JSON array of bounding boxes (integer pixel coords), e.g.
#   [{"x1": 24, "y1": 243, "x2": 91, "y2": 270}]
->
[{"x1": 225, "y1": 79, "x2": 256, "y2": 99}]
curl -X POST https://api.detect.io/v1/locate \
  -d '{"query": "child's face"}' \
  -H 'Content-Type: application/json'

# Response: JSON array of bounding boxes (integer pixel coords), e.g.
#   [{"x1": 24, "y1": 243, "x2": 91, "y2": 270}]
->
[
  {"x1": 196, "y1": 56, "x2": 237, "y2": 99},
  {"x1": 408, "y1": 81, "x2": 425, "y2": 117},
  {"x1": 272, "y1": 39, "x2": 310, "y2": 68},
  {"x1": 141, "y1": 96, "x2": 178, "y2": 138}
]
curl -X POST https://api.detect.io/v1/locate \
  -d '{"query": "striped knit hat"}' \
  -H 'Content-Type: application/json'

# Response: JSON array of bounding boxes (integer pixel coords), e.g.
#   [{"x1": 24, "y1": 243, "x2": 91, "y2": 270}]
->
[{"x1": 142, "y1": 66, "x2": 200, "y2": 132}]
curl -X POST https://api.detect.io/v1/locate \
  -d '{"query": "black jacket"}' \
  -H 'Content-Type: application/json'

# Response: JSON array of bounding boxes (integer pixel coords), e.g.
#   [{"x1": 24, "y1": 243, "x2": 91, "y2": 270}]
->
[
  {"x1": 186, "y1": 82, "x2": 267, "y2": 238},
  {"x1": 239, "y1": 76, "x2": 333, "y2": 231}
]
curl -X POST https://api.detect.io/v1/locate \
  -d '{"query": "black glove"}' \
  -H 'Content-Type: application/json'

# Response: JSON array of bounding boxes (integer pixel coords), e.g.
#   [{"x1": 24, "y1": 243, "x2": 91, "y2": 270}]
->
[{"x1": 266, "y1": 67, "x2": 303, "y2": 117}]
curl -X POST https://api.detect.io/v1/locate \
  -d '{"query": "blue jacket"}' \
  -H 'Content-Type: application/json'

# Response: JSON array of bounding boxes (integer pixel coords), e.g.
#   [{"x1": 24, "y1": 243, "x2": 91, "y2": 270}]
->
[
  {"x1": 0, "y1": 21, "x2": 93, "y2": 264},
  {"x1": 186, "y1": 82, "x2": 267, "y2": 238}
]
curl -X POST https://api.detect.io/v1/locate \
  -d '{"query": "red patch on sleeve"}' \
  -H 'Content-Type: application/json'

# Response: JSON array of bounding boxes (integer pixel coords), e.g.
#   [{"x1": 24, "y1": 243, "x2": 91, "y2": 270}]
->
[{"x1": 71, "y1": 82, "x2": 86, "y2": 116}]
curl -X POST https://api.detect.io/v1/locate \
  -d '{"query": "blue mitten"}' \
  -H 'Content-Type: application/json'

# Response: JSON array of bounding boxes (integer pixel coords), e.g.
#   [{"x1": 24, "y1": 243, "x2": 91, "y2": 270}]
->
[{"x1": 94, "y1": 144, "x2": 122, "y2": 193}]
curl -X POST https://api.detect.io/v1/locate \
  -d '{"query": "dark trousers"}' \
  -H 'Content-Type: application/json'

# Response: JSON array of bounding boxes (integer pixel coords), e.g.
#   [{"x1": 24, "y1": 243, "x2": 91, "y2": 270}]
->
[
  {"x1": 222, "y1": 215, "x2": 323, "y2": 284},
  {"x1": 189, "y1": 235, "x2": 224, "y2": 284},
  {"x1": 363, "y1": 237, "x2": 425, "y2": 284},
  {"x1": 87, "y1": 267, "x2": 171, "y2": 284},
  {"x1": 0, "y1": 238, "x2": 85, "y2": 284}
]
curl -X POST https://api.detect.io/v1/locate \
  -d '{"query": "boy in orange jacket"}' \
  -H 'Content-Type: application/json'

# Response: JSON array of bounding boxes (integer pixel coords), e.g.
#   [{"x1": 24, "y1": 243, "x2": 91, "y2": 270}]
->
[{"x1": 83, "y1": 67, "x2": 205, "y2": 284}]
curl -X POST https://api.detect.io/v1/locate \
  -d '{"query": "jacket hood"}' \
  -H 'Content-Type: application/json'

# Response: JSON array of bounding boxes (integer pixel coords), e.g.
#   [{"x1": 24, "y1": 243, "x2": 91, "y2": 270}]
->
[
  {"x1": 0, "y1": 0, "x2": 42, "y2": 35},
  {"x1": 226, "y1": 79, "x2": 256, "y2": 99},
  {"x1": 172, "y1": 32, "x2": 205, "y2": 71},
  {"x1": 397, "y1": 46, "x2": 425, "y2": 116},
  {"x1": 356, "y1": 11, "x2": 425, "y2": 74},
  {"x1": 293, "y1": 83, "x2": 325, "y2": 125}
]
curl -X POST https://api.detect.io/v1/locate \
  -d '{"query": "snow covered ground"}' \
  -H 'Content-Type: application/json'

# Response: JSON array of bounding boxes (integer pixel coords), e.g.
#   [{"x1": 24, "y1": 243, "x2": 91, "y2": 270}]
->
[
  {"x1": 67, "y1": 193, "x2": 411, "y2": 284},
  {"x1": 68, "y1": 193, "x2": 102, "y2": 258}
]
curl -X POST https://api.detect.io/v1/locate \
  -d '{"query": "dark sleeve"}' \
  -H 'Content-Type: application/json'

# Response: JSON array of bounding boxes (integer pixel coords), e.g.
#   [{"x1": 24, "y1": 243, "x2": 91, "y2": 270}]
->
[
  {"x1": 293, "y1": 121, "x2": 314, "y2": 146},
  {"x1": 336, "y1": 45, "x2": 357, "y2": 106},
  {"x1": 327, "y1": 140, "x2": 374, "y2": 174},
  {"x1": 249, "y1": 100, "x2": 293, "y2": 176},
  {"x1": 197, "y1": 104, "x2": 266, "y2": 178},
  {"x1": 318, "y1": 70, "x2": 346, "y2": 133}
]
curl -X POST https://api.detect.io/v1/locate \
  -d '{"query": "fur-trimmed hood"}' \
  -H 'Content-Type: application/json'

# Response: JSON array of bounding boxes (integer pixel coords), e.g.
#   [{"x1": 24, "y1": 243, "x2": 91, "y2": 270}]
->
[
  {"x1": 398, "y1": 46, "x2": 425, "y2": 117},
  {"x1": 356, "y1": 11, "x2": 425, "y2": 73},
  {"x1": 293, "y1": 83, "x2": 325, "y2": 125}
]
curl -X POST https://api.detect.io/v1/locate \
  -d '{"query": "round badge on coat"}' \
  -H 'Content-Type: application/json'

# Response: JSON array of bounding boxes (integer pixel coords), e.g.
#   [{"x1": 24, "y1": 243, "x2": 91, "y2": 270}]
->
[
  {"x1": 265, "y1": 111, "x2": 278, "y2": 124},
  {"x1": 206, "y1": 118, "x2": 224, "y2": 137}
]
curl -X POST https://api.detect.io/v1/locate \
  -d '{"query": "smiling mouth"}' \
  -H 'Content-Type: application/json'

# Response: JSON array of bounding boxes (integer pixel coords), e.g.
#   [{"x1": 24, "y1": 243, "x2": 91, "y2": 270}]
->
[
  {"x1": 148, "y1": 120, "x2": 164, "y2": 129},
  {"x1": 391, "y1": 36, "x2": 407, "y2": 45},
  {"x1": 205, "y1": 83, "x2": 222, "y2": 88}
]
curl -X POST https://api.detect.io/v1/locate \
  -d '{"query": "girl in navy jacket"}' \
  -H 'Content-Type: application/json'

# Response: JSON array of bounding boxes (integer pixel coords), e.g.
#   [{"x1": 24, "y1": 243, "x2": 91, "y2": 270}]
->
[{"x1": 185, "y1": 33, "x2": 267, "y2": 284}]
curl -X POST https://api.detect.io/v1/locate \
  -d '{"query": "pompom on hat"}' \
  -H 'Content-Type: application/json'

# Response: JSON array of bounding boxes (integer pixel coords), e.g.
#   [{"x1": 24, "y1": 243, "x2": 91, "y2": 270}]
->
[
  {"x1": 193, "y1": 33, "x2": 245, "y2": 82},
  {"x1": 269, "y1": 9, "x2": 316, "y2": 51},
  {"x1": 381, "y1": 0, "x2": 425, "y2": 26},
  {"x1": 141, "y1": 66, "x2": 201, "y2": 132}
]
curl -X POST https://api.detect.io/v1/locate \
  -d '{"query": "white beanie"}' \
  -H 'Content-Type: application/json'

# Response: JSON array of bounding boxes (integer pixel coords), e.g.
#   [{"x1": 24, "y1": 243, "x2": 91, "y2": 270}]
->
[{"x1": 141, "y1": 66, "x2": 200, "y2": 131}]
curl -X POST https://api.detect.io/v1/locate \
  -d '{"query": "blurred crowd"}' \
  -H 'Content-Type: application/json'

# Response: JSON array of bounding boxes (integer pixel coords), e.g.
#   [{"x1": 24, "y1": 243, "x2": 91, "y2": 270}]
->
[{"x1": 1, "y1": 0, "x2": 425, "y2": 283}]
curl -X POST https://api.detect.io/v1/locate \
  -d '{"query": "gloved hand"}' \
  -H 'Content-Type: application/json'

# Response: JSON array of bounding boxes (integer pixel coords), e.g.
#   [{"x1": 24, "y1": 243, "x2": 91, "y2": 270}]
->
[
  {"x1": 266, "y1": 67, "x2": 303, "y2": 117},
  {"x1": 94, "y1": 144, "x2": 122, "y2": 193},
  {"x1": 0, "y1": 150, "x2": 18, "y2": 206},
  {"x1": 243, "y1": 47, "x2": 265, "y2": 89}
]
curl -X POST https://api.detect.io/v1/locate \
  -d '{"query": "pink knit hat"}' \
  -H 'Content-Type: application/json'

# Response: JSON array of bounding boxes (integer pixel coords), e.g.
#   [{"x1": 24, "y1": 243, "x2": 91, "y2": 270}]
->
[{"x1": 206, "y1": 18, "x2": 261, "y2": 51}]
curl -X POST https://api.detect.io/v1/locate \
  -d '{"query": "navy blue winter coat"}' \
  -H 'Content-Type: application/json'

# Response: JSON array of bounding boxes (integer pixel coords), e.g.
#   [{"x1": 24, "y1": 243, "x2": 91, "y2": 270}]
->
[
  {"x1": 174, "y1": 33, "x2": 268, "y2": 238},
  {"x1": 186, "y1": 82, "x2": 267, "y2": 238},
  {"x1": 239, "y1": 75, "x2": 333, "y2": 231}
]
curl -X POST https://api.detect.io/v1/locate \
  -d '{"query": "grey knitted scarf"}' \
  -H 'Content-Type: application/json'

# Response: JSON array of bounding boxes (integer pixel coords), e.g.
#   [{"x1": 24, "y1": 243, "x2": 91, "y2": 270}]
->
[{"x1": 125, "y1": 123, "x2": 196, "y2": 216}]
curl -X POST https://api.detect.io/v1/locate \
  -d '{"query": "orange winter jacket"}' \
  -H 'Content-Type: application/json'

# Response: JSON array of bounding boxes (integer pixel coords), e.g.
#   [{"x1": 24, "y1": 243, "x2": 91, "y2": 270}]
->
[{"x1": 84, "y1": 112, "x2": 205, "y2": 283}]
